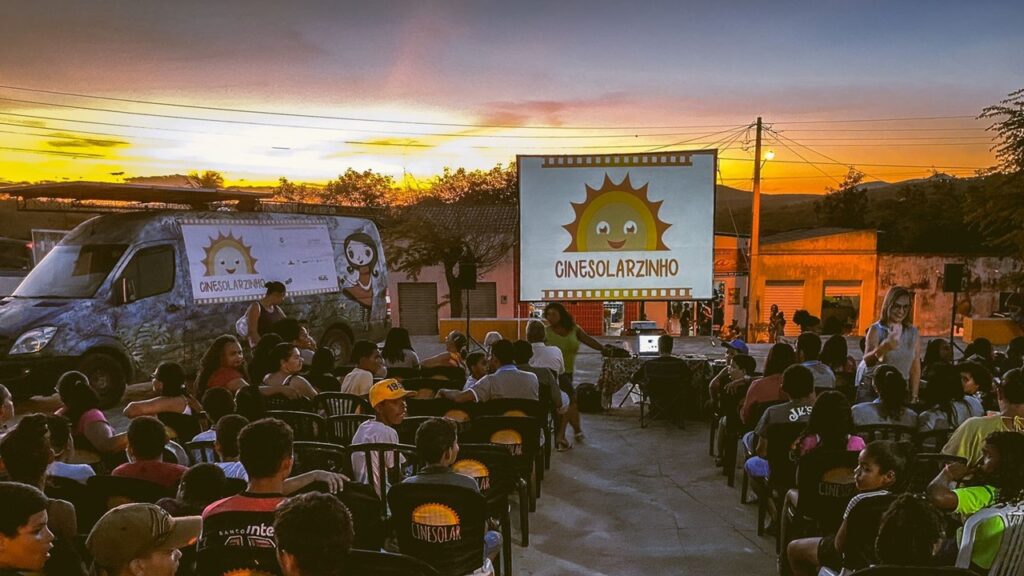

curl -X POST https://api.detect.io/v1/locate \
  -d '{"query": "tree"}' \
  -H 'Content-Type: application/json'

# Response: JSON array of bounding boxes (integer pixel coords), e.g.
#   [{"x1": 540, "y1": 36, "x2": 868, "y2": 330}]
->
[
  {"x1": 187, "y1": 170, "x2": 224, "y2": 189},
  {"x1": 271, "y1": 177, "x2": 317, "y2": 202},
  {"x1": 429, "y1": 162, "x2": 517, "y2": 205},
  {"x1": 965, "y1": 88, "x2": 1024, "y2": 280},
  {"x1": 814, "y1": 168, "x2": 868, "y2": 228},
  {"x1": 385, "y1": 204, "x2": 515, "y2": 316},
  {"x1": 321, "y1": 169, "x2": 395, "y2": 207}
]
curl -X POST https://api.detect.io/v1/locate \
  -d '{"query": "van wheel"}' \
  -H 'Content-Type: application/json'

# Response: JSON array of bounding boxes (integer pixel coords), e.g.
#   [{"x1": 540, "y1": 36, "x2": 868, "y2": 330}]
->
[
  {"x1": 78, "y1": 353, "x2": 126, "y2": 408},
  {"x1": 321, "y1": 328, "x2": 353, "y2": 364}
]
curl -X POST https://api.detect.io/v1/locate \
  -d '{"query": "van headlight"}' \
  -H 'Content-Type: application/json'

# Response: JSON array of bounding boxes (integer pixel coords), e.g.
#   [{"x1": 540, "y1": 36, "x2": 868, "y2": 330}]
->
[{"x1": 9, "y1": 326, "x2": 58, "y2": 355}]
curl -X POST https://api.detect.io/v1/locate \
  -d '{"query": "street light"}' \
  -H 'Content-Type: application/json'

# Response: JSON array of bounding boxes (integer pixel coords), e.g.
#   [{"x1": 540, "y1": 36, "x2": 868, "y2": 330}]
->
[{"x1": 761, "y1": 149, "x2": 775, "y2": 168}]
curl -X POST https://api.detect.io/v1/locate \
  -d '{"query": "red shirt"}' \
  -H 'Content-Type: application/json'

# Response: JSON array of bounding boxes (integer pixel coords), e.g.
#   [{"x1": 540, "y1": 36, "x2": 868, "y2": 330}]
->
[
  {"x1": 740, "y1": 373, "x2": 788, "y2": 425},
  {"x1": 207, "y1": 366, "x2": 246, "y2": 390},
  {"x1": 111, "y1": 460, "x2": 187, "y2": 490}
]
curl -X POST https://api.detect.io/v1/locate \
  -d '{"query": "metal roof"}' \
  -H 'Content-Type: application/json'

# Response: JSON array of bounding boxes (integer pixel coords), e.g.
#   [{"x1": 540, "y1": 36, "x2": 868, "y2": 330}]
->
[{"x1": 762, "y1": 227, "x2": 866, "y2": 245}]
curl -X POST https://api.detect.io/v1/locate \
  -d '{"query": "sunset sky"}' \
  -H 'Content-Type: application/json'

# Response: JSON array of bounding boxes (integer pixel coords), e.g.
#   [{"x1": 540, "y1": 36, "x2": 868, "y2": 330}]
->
[{"x1": 1, "y1": 0, "x2": 1022, "y2": 193}]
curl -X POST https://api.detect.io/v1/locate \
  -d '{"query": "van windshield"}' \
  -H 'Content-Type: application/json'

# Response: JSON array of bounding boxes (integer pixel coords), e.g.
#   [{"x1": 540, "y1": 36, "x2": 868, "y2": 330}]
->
[{"x1": 13, "y1": 244, "x2": 127, "y2": 298}]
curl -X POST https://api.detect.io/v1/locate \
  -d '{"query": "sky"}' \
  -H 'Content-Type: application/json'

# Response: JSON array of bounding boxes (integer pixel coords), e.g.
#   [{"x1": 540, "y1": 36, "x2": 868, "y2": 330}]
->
[{"x1": 0, "y1": 0, "x2": 1022, "y2": 193}]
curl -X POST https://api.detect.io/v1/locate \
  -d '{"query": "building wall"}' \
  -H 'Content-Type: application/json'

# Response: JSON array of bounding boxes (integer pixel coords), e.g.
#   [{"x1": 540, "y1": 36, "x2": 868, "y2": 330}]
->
[
  {"x1": 387, "y1": 250, "x2": 517, "y2": 328},
  {"x1": 876, "y1": 254, "x2": 1022, "y2": 336},
  {"x1": 750, "y1": 231, "x2": 879, "y2": 342}
]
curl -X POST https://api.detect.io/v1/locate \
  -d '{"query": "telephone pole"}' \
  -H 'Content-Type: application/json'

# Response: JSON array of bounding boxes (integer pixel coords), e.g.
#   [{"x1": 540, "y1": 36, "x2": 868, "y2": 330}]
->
[{"x1": 745, "y1": 117, "x2": 763, "y2": 341}]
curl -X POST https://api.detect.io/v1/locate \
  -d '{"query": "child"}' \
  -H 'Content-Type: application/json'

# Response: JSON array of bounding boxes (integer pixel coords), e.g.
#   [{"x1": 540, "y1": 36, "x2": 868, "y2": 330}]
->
[
  {"x1": 927, "y1": 431, "x2": 1024, "y2": 572},
  {"x1": 787, "y1": 440, "x2": 912, "y2": 575},
  {"x1": 875, "y1": 493, "x2": 946, "y2": 567},
  {"x1": 463, "y1": 351, "x2": 488, "y2": 391}
]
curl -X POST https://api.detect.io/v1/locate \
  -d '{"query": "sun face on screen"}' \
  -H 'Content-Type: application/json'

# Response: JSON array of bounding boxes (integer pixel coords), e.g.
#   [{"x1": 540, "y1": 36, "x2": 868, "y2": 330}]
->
[
  {"x1": 562, "y1": 173, "x2": 671, "y2": 252},
  {"x1": 201, "y1": 232, "x2": 258, "y2": 276}
]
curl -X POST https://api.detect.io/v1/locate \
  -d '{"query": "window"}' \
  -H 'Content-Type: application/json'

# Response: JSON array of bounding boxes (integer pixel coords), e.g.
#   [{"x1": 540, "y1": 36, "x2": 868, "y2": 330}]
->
[{"x1": 120, "y1": 245, "x2": 175, "y2": 302}]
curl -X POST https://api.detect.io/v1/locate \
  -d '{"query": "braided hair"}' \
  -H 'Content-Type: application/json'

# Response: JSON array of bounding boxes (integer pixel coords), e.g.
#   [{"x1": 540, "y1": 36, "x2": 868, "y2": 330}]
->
[{"x1": 875, "y1": 493, "x2": 945, "y2": 566}]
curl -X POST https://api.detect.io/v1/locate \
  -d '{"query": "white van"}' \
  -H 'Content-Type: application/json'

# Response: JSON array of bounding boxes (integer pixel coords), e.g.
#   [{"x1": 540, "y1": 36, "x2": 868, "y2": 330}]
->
[{"x1": 0, "y1": 209, "x2": 388, "y2": 405}]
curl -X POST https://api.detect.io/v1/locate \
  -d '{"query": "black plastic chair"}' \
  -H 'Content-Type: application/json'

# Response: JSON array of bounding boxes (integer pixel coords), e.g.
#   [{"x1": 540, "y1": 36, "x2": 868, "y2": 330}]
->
[
  {"x1": 262, "y1": 395, "x2": 314, "y2": 413},
  {"x1": 324, "y1": 414, "x2": 373, "y2": 446},
  {"x1": 184, "y1": 440, "x2": 220, "y2": 465},
  {"x1": 157, "y1": 412, "x2": 202, "y2": 442},
  {"x1": 749, "y1": 421, "x2": 805, "y2": 541},
  {"x1": 914, "y1": 428, "x2": 953, "y2": 453},
  {"x1": 45, "y1": 476, "x2": 104, "y2": 534},
  {"x1": 636, "y1": 359, "x2": 693, "y2": 428},
  {"x1": 853, "y1": 424, "x2": 917, "y2": 443},
  {"x1": 387, "y1": 482, "x2": 490, "y2": 576},
  {"x1": 466, "y1": 416, "x2": 541, "y2": 514},
  {"x1": 344, "y1": 549, "x2": 440, "y2": 576},
  {"x1": 266, "y1": 410, "x2": 325, "y2": 441},
  {"x1": 476, "y1": 399, "x2": 547, "y2": 486},
  {"x1": 396, "y1": 416, "x2": 436, "y2": 445},
  {"x1": 292, "y1": 441, "x2": 352, "y2": 476},
  {"x1": 456, "y1": 443, "x2": 520, "y2": 571},
  {"x1": 403, "y1": 378, "x2": 450, "y2": 399},
  {"x1": 739, "y1": 400, "x2": 787, "y2": 505},
  {"x1": 781, "y1": 449, "x2": 858, "y2": 557},
  {"x1": 420, "y1": 365, "x2": 468, "y2": 385},
  {"x1": 406, "y1": 399, "x2": 476, "y2": 437},
  {"x1": 385, "y1": 367, "x2": 422, "y2": 381},
  {"x1": 348, "y1": 442, "x2": 418, "y2": 513},
  {"x1": 87, "y1": 475, "x2": 174, "y2": 511},
  {"x1": 314, "y1": 392, "x2": 372, "y2": 417},
  {"x1": 908, "y1": 453, "x2": 967, "y2": 494}
]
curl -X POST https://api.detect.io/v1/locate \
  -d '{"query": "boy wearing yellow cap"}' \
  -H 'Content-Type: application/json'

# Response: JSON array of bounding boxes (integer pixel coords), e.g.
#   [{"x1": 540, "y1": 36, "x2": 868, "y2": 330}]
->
[{"x1": 350, "y1": 379, "x2": 415, "y2": 491}]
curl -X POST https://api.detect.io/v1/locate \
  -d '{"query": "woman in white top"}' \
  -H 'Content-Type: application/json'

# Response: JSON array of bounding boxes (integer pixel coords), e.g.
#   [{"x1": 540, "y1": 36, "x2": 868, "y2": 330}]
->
[
  {"x1": 261, "y1": 343, "x2": 318, "y2": 400},
  {"x1": 859, "y1": 286, "x2": 921, "y2": 402},
  {"x1": 124, "y1": 362, "x2": 200, "y2": 418}
]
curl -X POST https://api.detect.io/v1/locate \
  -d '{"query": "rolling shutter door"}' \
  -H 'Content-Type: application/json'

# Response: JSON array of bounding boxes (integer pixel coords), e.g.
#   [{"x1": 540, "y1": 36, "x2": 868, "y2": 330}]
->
[
  {"x1": 460, "y1": 282, "x2": 497, "y2": 318},
  {"x1": 763, "y1": 281, "x2": 804, "y2": 323},
  {"x1": 824, "y1": 281, "x2": 861, "y2": 299},
  {"x1": 398, "y1": 282, "x2": 439, "y2": 335}
]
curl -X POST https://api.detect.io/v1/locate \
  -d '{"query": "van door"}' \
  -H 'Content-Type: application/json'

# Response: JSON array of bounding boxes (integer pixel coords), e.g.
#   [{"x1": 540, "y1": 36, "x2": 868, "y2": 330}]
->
[{"x1": 111, "y1": 243, "x2": 190, "y2": 378}]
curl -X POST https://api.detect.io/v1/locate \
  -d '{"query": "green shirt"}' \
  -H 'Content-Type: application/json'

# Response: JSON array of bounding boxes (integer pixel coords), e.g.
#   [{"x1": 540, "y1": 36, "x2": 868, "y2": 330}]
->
[
  {"x1": 545, "y1": 325, "x2": 581, "y2": 374},
  {"x1": 954, "y1": 485, "x2": 1001, "y2": 570}
]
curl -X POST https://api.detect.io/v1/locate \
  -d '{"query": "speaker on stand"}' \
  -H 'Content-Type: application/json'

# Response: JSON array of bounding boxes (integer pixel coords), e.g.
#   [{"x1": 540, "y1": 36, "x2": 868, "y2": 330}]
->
[{"x1": 943, "y1": 263, "x2": 968, "y2": 352}]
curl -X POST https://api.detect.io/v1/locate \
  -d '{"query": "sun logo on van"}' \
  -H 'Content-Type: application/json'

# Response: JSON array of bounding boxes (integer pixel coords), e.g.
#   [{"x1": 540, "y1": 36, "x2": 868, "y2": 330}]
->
[
  {"x1": 562, "y1": 173, "x2": 671, "y2": 252},
  {"x1": 201, "y1": 232, "x2": 258, "y2": 276}
]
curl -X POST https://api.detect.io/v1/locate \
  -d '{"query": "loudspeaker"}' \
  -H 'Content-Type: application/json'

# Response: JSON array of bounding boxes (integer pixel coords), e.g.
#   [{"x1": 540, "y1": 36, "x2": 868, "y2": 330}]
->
[
  {"x1": 943, "y1": 263, "x2": 967, "y2": 292},
  {"x1": 458, "y1": 262, "x2": 477, "y2": 290}
]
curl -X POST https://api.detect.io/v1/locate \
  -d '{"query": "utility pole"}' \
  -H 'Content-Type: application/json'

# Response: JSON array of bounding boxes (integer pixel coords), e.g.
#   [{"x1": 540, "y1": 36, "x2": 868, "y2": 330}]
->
[{"x1": 745, "y1": 117, "x2": 763, "y2": 341}]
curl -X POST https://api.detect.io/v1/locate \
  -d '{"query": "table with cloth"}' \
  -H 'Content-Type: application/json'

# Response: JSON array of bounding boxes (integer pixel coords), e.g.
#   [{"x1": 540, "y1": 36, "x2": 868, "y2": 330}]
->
[{"x1": 598, "y1": 355, "x2": 720, "y2": 416}]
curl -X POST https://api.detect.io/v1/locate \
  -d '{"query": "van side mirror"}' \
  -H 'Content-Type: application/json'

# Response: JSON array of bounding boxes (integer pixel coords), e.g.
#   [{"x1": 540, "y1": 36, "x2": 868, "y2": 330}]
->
[{"x1": 117, "y1": 277, "x2": 137, "y2": 305}]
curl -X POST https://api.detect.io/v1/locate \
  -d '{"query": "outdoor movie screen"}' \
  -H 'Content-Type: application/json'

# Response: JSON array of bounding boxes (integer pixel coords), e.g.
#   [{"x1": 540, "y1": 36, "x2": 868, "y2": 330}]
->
[{"x1": 518, "y1": 151, "x2": 715, "y2": 302}]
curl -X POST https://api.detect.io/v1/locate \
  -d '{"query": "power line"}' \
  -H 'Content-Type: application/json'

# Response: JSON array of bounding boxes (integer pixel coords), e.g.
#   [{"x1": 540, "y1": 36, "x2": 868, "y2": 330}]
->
[
  {"x1": 768, "y1": 132, "x2": 842, "y2": 187},
  {"x1": 717, "y1": 156, "x2": 985, "y2": 170},
  {"x1": 770, "y1": 129, "x2": 889, "y2": 183},
  {"x1": 0, "y1": 84, "x2": 982, "y2": 130}
]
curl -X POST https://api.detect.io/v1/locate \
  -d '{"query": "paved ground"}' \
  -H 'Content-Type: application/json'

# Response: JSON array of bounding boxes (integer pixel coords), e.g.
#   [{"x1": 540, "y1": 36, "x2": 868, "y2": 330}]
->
[{"x1": 13, "y1": 335, "x2": 865, "y2": 574}]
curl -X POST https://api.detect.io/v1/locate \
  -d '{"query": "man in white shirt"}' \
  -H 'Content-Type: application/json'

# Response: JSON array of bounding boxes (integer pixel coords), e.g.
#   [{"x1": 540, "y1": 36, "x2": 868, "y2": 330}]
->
[
  {"x1": 797, "y1": 332, "x2": 836, "y2": 390},
  {"x1": 439, "y1": 340, "x2": 539, "y2": 404},
  {"x1": 340, "y1": 340, "x2": 384, "y2": 396},
  {"x1": 350, "y1": 379, "x2": 415, "y2": 491},
  {"x1": 526, "y1": 320, "x2": 565, "y2": 375}
]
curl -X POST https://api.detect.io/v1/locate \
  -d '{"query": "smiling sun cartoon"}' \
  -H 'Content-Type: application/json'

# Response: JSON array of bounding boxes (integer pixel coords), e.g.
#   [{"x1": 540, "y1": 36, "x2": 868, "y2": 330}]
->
[
  {"x1": 202, "y1": 232, "x2": 258, "y2": 276},
  {"x1": 562, "y1": 173, "x2": 670, "y2": 252}
]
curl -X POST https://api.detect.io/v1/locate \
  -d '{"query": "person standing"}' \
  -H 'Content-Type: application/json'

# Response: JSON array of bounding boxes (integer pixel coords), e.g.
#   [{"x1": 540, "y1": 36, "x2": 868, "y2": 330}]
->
[
  {"x1": 858, "y1": 286, "x2": 921, "y2": 402},
  {"x1": 543, "y1": 302, "x2": 606, "y2": 448},
  {"x1": 244, "y1": 281, "x2": 287, "y2": 348}
]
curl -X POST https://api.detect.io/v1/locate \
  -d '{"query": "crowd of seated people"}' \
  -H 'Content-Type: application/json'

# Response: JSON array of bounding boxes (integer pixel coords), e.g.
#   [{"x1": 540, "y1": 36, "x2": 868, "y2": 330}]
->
[{"x1": 711, "y1": 329, "x2": 1024, "y2": 575}]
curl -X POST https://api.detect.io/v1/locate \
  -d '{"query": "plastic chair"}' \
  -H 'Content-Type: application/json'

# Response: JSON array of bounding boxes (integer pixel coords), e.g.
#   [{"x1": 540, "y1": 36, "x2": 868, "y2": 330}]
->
[
  {"x1": 637, "y1": 359, "x2": 693, "y2": 428},
  {"x1": 739, "y1": 400, "x2": 787, "y2": 505},
  {"x1": 914, "y1": 428, "x2": 953, "y2": 453},
  {"x1": 853, "y1": 424, "x2": 917, "y2": 443},
  {"x1": 262, "y1": 395, "x2": 314, "y2": 413},
  {"x1": 404, "y1": 378, "x2": 450, "y2": 399},
  {"x1": 291, "y1": 441, "x2": 351, "y2": 476},
  {"x1": 466, "y1": 416, "x2": 541, "y2": 514},
  {"x1": 781, "y1": 450, "x2": 858, "y2": 557},
  {"x1": 385, "y1": 367, "x2": 422, "y2": 381},
  {"x1": 387, "y1": 482, "x2": 491, "y2": 576},
  {"x1": 456, "y1": 443, "x2": 520, "y2": 571},
  {"x1": 266, "y1": 410, "x2": 325, "y2": 441},
  {"x1": 396, "y1": 416, "x2": 436, "y2": 445},
  {"x1": 314, "y1": 392, "x2": 372, "y2": 417},
  {"x1": 406, "y1": 399, "x2": 476, "y2": 437},
  {"x1": 323, "y1": 414, "x2": 373, "y2": 446},
  {"x1": 344, "y1": 549, "x2": 441, "y2": 576},
  {"x1": 907, "y1": 453, "x2": 966, "y2": 494},
  {"x1": 348, "y1": 442, "x2": 418, "y2": 512},
  {"x1": 87, "y1": 475, "x2": 174, "y2": 511},
  {"x1": 749, "y1": 421, "x2": 805, "y2": 540},
  {"x1": 45, "y1": 476, "x2": 104, "y2": 534},
  {"x1": 475, "y1": 399, "x2": 547, "y2": 487},
  {"x1": 184, "y1": 440, "x2": 220, "y2": 465},
  {"x1": 421, "y1": 365, "x2": 468, "y2": 386},
  {"x1": 956, "y1": 501, "x2": 1024, "y2": 575},
  {"x1": 157, "y1": 412, "x2": 202, "y2": 442}
]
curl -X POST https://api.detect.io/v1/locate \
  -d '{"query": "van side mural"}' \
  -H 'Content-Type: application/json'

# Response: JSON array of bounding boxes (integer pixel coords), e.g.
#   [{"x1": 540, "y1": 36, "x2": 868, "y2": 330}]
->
[
  {"x1": 181, "y1": 220, "x2": 337, "y2": 304},
  {"x1": 341, "y1": 231, "x2": 380, "y2": 310}
]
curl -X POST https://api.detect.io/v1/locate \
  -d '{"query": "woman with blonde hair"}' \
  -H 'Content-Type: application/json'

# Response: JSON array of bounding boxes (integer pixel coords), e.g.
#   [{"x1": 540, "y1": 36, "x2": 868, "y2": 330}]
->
[{"x1": 857, "y1": 286, "x2": 921, "y2": 403}]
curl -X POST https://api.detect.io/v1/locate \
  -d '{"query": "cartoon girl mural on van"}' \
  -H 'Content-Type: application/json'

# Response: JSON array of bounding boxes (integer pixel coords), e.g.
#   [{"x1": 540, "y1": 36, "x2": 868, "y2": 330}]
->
[{"x1": 341, "y1": 232, "x2": 380, "y2": 326}]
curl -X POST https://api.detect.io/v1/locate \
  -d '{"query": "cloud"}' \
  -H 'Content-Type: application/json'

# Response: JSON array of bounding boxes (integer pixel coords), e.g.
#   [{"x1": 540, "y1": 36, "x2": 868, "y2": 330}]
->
[{"x1": 46, "y1": 133, "x2": 129, "y2": 148}]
